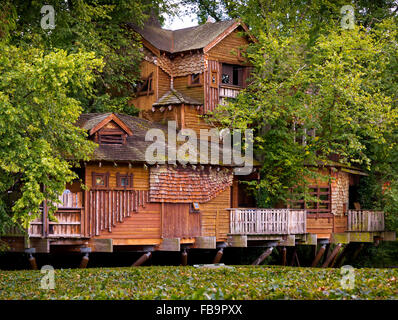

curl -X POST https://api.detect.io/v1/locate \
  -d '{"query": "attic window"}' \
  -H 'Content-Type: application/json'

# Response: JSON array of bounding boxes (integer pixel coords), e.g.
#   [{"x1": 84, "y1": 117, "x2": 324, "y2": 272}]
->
[
  {"x1": 137, "y1": 73, "x2": 153, "y2": 96},
  {"x1": 99, "y1": 134, "x2": 124, "y2": 145},
  {"x1": 188, "y1": 73, "x2": 201, "y2": 86},
  {"x1": 92, "y1": 172, "x2": 109, "y2": 189}
]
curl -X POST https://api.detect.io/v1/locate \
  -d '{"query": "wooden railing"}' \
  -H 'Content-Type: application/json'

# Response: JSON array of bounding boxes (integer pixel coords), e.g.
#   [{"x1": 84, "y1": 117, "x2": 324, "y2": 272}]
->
[
  {"x1": 347, "y1": 210, "x2": 384, "y2": 232},
  {"x1": 219, "y1": 85, "x2": 241, "y2": 105},
  {"x1": 229, "y1": 208, "x2": 306, "y2": 235},
  {"x1": 28, "y1": 192, "x2": 83, "y2": 238}
]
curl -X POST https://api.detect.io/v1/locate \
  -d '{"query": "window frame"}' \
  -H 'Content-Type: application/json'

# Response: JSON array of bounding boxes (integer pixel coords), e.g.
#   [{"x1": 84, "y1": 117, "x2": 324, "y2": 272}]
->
[
  {"x1": 116, "y1": 173, "x2": 134, "y2": 189},
  {"x1": 136, "y1": 72, "x2": 154, "y2": 96},
  {"x1": 188, "y1": 73, "x2": 202, "y2": 87},
  {"x1": 92, "y1": 172, "x2": 109, "y2": 189},
  {"x1": 290, "y1": 185, "x2": 332, "y2": 218}
]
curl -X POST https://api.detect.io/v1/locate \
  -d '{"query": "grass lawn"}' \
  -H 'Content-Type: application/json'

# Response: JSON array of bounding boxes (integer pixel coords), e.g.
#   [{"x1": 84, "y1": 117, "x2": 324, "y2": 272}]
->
[{"x1": 0, "y1": 266, "x2": 397, "y2": 300}]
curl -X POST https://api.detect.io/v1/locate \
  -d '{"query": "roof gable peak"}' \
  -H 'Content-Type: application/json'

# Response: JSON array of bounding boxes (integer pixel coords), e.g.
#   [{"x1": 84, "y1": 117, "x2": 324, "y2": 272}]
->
[{"x1": 89, "y1": 113, "x2": 133, "y2": 136}]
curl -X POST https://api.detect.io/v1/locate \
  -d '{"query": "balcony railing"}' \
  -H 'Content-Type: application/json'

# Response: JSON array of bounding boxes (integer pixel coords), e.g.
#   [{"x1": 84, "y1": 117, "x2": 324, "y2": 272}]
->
[
  {"x1": 229, "y1": 208, "x2": 306, "y2": 235},
  {"x1": 28, "y1": 192, "x2": 83, "y2": 238},
  {"x1": 347, "y1": 210, "x2": 384, "y2": 232},
  {"x1": 219, "y1": 85, "x2": 241, "y2": 105}
]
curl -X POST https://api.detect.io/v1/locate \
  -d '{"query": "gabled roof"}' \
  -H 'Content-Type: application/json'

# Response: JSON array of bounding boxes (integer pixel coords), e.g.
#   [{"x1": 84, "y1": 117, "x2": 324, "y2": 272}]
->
[
  {"x1": 130, "y1": 19, "x2": 252, "y2": 54},
  {"x1": 153, "y1": 89, "x2": 202, "y2": 106},
  {"x1": 76, "y1": 113, "x2": 247, "y2": 166},
  {"x1": 87, "y1": 113, "x2": 133, "y2": 136}
]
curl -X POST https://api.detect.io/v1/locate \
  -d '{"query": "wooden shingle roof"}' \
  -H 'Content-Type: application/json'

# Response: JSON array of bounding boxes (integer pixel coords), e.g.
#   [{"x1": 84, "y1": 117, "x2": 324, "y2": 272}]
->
[
  {"x1": 130, "y1": 20, "x2": 238, "y2": 53},
  {"x1": 153, "y1": 89, "x2": 202, "y2": 106}
]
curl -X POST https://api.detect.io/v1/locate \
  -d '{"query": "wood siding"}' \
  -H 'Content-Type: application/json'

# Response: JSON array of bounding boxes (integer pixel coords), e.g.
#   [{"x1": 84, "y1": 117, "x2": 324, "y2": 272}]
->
[
  {"x1": 204, "y1": 60, "x2": 220, "y2": 114},
  {"x1": 207, "y1": 29, "x2": 250, "y2": 64},
  {"x1": 173, "y1": 75, "x2": 204, "y2": 103},
  {"x1": 85, "y1": 163, "x2": 149, "y2": 190},
  {"x1": 130, "y1": 60, "x2": 158, "y2": 112},
  {"x1": 162, "y1": 203, "x2": 201, "y2": 238},
  {"x1": 200, "y1": 188, "x2": 231, "y2": 241}
]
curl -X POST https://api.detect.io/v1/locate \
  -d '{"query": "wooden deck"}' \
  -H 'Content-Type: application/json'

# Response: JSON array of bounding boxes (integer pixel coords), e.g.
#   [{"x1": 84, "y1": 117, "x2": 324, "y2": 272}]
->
[{"x1": 229, "y1": 208, "x2": 306, "y2": 235}]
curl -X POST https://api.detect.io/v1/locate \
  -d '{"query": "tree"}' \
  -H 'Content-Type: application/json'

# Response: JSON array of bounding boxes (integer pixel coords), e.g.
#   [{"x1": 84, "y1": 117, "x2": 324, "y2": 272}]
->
[
  {"x1": 0, "y1": 0, "x2": 175, "y2": 115},
  {"x1": 0, "y1": 44, "x2": 103, "y2": 232},
  {"x1": 210, "y1": 5, "x2": 398, "y2": 209}
]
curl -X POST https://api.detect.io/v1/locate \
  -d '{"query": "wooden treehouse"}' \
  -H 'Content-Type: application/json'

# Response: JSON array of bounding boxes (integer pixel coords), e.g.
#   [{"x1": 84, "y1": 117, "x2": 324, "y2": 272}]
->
[{"x1": 2, "y1": 19, "x2": 395, "y2": 267}]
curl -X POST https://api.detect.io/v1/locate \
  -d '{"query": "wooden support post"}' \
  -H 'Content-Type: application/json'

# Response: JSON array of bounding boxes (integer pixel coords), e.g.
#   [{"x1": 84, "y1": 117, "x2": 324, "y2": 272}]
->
[
  {"x1": 290, "y1": 248, "x2": 297, "y2": 266},
  {"x1": 329, "y1": 244, "x2": 344, "y2": 268},
  {"x1": 251, "y1": 247, "x2": 273, "y2": 266},
  {"x1": 321, "y1": 243, "x2": 342, "y2": 268},
  {"x1": 281, "y1": 247, "x2": 287, "y2": 266},
  {"x1": 322, "y1": 243, "x2": 331, "y2": 265},
  {"x1": 213, "y1": 248, "x2": 224, "y2": 264},
  {"x1": 25, "y1": 248, "x2": 37, "y2": 270},
  {"x1": 295, "y1": 251, "x2": 301, "y2": 267},
  {"x1": 351, "y1": 243, "x2": 364, "y2": 262},
  {"x1": 132, "y1": 252, "x2": 152, "y2": 267},
  {"x1": 311, "y1": 244, "x2": 327, "y2": 267},
  {"x1": 79, "y1": 247, "x2": 91, "y2": 269},
  {"x1": 181, "y1": 249, "x2": 188, "y2": 266}
]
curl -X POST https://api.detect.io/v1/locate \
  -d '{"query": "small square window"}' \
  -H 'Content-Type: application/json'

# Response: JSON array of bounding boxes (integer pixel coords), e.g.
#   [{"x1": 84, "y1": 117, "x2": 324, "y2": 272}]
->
[
  {"x1": 116, "y1": 173, "x2": 133, "y2": 189},
  {"x1": 190, "y1": 202, "x2": 200, "y2": 213},
  {"x1": 92, "y1": 172, "x2": 109, "y2": 189},
  {"x1": 189, "y1": 73, "x2": 201, "y2": 86}
]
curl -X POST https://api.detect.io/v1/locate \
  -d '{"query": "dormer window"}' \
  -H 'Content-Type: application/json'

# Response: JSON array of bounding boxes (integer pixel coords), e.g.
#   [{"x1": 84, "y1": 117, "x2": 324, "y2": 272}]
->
[{"x1": 89, "y1": 114, "x2": 133, "y2": 146}]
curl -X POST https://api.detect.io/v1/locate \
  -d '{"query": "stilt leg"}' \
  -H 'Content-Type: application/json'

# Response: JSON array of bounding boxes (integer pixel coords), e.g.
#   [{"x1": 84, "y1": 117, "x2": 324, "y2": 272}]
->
[
  {"x1": 181, "y1": 249, "x2": 188, "y2": 266},
  {"x1": 251, "y1": 247, "x2": 273, "y2": 266},
  {"x1": 79, "y1": 247, "x2": 92, "y2": 269},
  {"x1": 213, "y1": 248, "x2": 224, "y2": 264},
  {"x1": 132, "y1": 252, "x2": 152, "y2": 267},
  {"x1": 281, "y1": 247, "x2": 287, "y2": 266},
  {"x1": 322, "y1": 243, "x2": 342, "y2": 268},
  {"x1": 311, "y1": 244, "x2": 326, "y2": 267}
]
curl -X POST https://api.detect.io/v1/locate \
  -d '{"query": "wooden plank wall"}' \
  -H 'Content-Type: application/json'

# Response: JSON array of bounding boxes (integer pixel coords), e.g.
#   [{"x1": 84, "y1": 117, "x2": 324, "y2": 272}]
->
[
  {"x1": 173, "y1": 75, "x2": 204, "y2": 103},
  {"x1": 85, "y1": 163, "x2": 149, "y2": 190},
  {"x1": 129, "y1": 60, "x2": 158, "y2": 112},
  {"x1": 207, "y1": 29, "x2": 250, "y2": 65},
  {"x1": 204, "y1": 60, "x2": 220, "y2": 114},
  {"x1": 162, "y1": 203, "x2": 201, "y2": 238},
  {"x1": 200, "y1": 188, "x2": 231, "y2": 241}
]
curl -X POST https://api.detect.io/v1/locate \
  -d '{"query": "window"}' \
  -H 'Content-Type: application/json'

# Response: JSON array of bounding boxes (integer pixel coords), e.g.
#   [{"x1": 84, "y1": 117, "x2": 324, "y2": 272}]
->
[
  {"x1": 188, "y1": 73, "x2": 201, "y2": 86},
  {"x1": 116, "y1": 173, "x2": 133, "y2": 189},
  {"x1": 210, "y1": 70, "x2": 218, "y2": 88},
  {"x1": 99, "y1": 133, "x2": 124, "y2": 145},
  {"x1": 190, "y1": 202, "x2": 200, "y2": 213},
  {"x1": 92, "y1": 172, "x2": 109, "y2": 189},
  {"x1": 221, "y1": 64, "x2": 244, "y2": 87},
  {"x1": 136, "y1": 73, "x2": 153, "y2": 96},
  {"x1": 291, "y1": 185, "x2": 331, "y2": 216}
]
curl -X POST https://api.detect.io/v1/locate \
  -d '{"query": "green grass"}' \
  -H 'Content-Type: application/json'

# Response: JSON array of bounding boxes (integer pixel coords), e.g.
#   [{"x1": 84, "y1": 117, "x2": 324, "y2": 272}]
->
[{"x1": 0, "y1": 266, "x2": 397, "y2": 300}]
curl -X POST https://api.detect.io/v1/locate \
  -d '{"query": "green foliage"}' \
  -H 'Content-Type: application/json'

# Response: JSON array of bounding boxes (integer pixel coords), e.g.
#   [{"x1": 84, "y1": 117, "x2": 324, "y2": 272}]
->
[
  {"x1": 0, "y1": 0, "x2": 175, "y2": 115},
  {"x1": 0, "y1": 44, "x2": 102, "y2": 230},
  {"x1": 0, "y1": 266, "x2": 397, "y2": 299}
]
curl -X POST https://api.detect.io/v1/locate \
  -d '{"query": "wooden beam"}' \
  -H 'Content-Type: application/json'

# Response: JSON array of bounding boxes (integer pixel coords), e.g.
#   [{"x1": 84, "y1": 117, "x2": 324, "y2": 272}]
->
[
  {"x1": 194, "y1": 236, "x2": 216, "y2": 249},
  {"x1": 158, "y1": 238, "x2": 180, "y2": 251},
  {"x1": 227, "y1": 235, "x2": 247, "y2": 248},
  {"x1": 252, "y1": 247, "x2": 273, "y2": 266},
  {"x1": 330, "y1": 244, "x2": 346, "y2": 268},
  {"x1": 311, "y1": 244, "x2": 326, "y2": 267},
  {"x1": 213, "y1": 248, "x2": 224, "y2": 264},
  {"x1": 132, "y1": 252, "x2": 152, "y2": 267},
  {"x1": 88, "y1": 239, "x2": 113, "y2": 253},
  {"x1": 322, "y1": 243, "x2": 342, "y2": 268}
]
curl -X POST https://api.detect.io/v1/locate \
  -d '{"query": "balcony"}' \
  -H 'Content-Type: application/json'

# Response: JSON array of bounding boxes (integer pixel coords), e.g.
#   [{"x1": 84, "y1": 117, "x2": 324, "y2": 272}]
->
[
  {"x1": 219, "y1": 85, "x2": 241, "y2": 105},
  {"x1": 28, "y1": 192, "x2": 83, "y2": 238},
  {"x1": 229, "y1": 208, "x2": 307, "y2": 235},
  {"x1": 347, "y1": 210, "x2": 385, "y2": 232}
]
